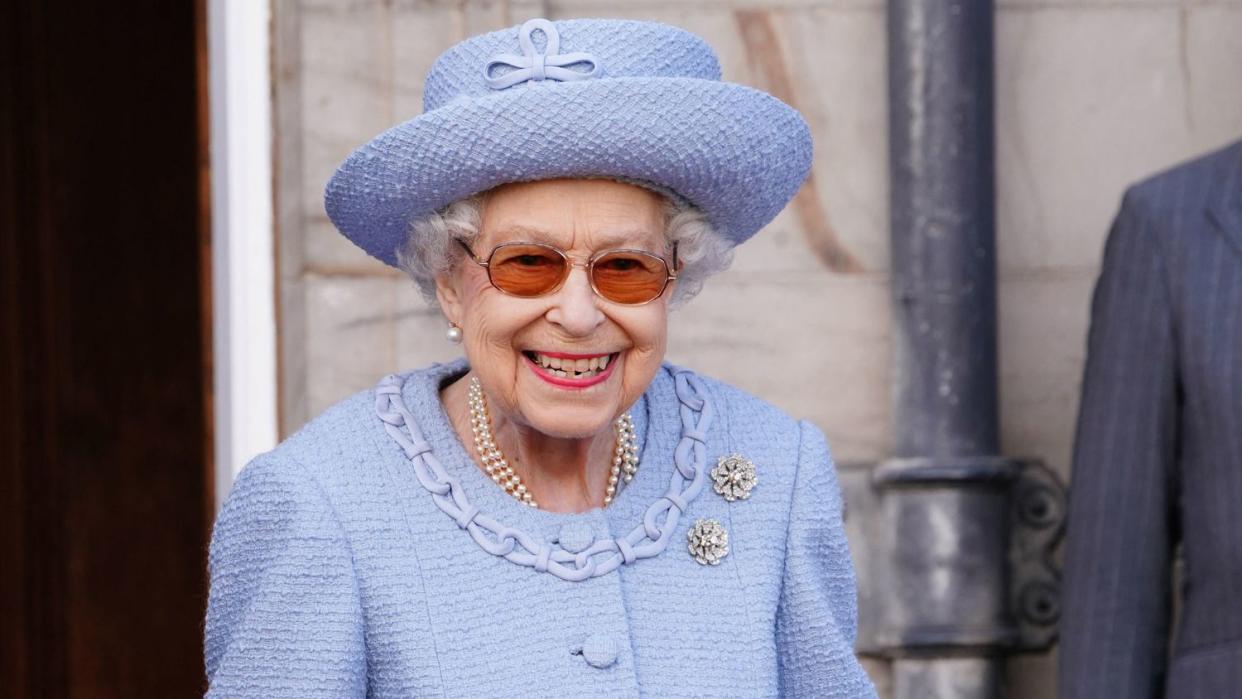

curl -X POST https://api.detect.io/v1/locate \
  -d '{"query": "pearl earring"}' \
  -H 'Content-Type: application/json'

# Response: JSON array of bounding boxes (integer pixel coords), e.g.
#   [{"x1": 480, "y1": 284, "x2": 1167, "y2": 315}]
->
[{"x1": 446, "y1": 324, "x2": 463, "y2": 344}]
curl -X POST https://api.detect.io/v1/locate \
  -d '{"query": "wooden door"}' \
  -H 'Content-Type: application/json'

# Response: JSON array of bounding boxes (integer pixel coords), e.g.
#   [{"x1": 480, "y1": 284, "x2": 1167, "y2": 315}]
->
[{"x1": 1, "y1": 1, "x2": 213, "y2": 696}]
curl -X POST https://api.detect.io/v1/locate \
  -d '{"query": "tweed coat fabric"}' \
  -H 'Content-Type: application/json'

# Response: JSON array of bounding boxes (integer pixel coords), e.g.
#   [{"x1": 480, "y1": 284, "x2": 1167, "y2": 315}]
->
[
  {"x1": 324, "y1": 18, "x2": 812, "y2": 268},
  {"x1": 204, "y1": 359, "x2": 877, "y2": 698},
  {"x1": 1059, "y1": 139, "x2": 1242, "y2": 698}
]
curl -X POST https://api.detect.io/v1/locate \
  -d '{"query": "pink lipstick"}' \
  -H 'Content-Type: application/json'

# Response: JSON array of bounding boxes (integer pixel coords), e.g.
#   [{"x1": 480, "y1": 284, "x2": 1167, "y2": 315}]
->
[{"x1": 522, "y1": 351, "x2": 618, "y2": 389}]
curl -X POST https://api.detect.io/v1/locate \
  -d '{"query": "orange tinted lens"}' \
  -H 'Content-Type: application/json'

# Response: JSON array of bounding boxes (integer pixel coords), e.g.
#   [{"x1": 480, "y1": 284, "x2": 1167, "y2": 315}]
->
[
  {"x1": 591, "y1": 251, "x2": 669, "y2": 304},
  {"x1": 487, "y1": 243, "x2": 568, "y2": 296}
]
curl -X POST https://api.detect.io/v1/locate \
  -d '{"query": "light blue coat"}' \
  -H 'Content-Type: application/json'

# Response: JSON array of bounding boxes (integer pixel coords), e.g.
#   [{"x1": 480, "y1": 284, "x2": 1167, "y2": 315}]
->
[{"x1": 204, "y1": 359, "x2": 876, "y2": 697}]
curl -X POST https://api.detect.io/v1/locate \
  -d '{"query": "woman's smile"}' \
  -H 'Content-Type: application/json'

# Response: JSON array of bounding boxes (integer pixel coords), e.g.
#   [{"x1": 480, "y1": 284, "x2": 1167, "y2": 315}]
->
[{"x1": 521, "y1": 349, "x2": 621, "y2": 388}]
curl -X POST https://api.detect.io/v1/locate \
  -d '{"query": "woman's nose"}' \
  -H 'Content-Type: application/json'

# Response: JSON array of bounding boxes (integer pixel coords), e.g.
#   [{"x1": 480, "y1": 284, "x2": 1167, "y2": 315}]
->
[{"x1": 545, "y1": 267, "x2": 605, "y2": 336}]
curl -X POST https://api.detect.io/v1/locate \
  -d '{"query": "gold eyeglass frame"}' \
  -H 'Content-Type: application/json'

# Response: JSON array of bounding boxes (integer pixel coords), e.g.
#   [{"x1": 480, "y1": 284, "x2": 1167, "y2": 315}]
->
[{"x1": 455, "y1": 238, "x2": 679, "y2": 306}]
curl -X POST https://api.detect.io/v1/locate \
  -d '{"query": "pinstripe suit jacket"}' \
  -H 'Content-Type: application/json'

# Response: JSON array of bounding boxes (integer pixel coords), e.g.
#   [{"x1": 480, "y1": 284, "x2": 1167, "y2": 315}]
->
[{"x1": 1060, "y1": 139, "x2": 1242, "y2": 698}]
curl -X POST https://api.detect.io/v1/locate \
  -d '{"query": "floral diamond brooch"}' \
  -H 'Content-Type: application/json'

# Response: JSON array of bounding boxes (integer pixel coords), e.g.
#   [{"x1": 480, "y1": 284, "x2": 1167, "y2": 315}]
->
[
  {"x1": 711, "y1": 453, "x2": 757, "y2": 502},
  {"x1": 688, "y1": 518, "x2": 729, "y2": 565}
]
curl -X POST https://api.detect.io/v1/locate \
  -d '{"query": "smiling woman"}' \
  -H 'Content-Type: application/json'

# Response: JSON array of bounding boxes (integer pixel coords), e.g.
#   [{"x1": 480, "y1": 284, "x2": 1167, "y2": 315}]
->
[
  {"x1": 204, "y1": 16, "x2": 876, "y2": 698},
  {"x1": 435, "y1": 180, "x2": 678, "y2": 511}
]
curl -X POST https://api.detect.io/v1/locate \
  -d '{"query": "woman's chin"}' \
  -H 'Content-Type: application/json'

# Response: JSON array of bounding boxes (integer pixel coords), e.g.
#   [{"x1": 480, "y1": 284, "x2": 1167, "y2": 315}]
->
[{"x1": 517, "y1": 406, "x2": 616, "y2": 441}]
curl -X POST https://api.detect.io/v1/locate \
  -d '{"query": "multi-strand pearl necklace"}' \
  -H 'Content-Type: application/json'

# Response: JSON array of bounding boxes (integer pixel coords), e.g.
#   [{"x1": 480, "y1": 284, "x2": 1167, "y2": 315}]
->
[{"x1": 467, "y1": 376, "x2": 639, "y2": 508}]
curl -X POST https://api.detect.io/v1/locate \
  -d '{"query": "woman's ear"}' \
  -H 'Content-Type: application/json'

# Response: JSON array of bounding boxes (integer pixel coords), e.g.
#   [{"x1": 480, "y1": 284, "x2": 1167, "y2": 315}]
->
[{"x1": 435, "y1": 272, "x2": 463, "y2": 326}]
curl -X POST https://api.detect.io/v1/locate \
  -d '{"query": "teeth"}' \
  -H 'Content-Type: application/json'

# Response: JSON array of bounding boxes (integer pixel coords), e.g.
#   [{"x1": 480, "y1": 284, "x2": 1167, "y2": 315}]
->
[{"x1": 530, "y1": 352, "x2": 615, "y2": 379}]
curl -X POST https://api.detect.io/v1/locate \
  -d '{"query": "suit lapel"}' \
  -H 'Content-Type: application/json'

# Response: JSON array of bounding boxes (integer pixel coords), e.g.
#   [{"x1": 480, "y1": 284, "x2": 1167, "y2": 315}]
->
[{"x1": 1207, "y1": 140, "x2": 1242, "y2": 259}]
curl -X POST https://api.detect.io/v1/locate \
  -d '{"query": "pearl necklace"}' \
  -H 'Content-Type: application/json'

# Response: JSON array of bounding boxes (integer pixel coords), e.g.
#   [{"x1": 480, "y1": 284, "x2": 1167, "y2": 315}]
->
[{"x1": 467, "y1": 376, "x2": 639, "y2": 508}]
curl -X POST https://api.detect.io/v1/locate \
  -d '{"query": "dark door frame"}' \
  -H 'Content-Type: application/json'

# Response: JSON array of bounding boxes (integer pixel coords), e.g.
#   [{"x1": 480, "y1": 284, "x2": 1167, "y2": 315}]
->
[{"x1": 1, "y1": 1, "x2": 214, "y2": 696}]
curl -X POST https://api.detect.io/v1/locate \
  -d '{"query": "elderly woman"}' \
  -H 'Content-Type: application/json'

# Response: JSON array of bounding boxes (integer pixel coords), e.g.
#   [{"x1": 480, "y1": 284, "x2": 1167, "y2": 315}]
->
[{"x1": 204, "y1": 17, "x2": 875, "y2": 698}]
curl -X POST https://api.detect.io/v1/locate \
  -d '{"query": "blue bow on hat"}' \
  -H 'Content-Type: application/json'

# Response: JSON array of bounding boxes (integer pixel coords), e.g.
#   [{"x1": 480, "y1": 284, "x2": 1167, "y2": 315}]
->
[{"x1": 483, "y1": 18, "x2": 603, "y2": 89}]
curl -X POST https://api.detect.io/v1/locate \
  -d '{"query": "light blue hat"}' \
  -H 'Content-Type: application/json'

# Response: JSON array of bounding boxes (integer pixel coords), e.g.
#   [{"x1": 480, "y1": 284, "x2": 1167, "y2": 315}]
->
[{"x1": 325, "y1": 18, "x2": 813, "y2": 267}]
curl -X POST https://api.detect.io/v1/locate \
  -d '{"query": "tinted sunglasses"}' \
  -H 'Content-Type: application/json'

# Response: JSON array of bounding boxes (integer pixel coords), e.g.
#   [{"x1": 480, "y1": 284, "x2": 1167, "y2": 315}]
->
[{"x1": 456, "y1": 239, "x2": 678, "y2": 306}]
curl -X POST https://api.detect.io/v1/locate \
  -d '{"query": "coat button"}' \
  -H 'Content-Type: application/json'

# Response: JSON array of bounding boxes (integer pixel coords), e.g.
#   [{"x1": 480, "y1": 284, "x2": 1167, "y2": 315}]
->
[
  {"x1": 581, "y1": 633, "x2": 619, "y2": 669},
  {"x1": 556, "y1": 522, "x2": 595, "y2": 554}
]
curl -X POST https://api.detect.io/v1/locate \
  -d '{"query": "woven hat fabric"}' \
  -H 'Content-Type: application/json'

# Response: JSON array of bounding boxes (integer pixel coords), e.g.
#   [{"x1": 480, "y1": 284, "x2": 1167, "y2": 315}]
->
[{"x1": 325, "y1": 18, "x2": 813, "y2": 267}]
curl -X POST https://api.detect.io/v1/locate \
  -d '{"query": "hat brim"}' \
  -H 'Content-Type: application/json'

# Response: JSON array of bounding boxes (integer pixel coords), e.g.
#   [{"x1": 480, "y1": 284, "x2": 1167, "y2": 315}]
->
[{"x1": 325, "y1": 77, "x2": 812, "y2": 267}]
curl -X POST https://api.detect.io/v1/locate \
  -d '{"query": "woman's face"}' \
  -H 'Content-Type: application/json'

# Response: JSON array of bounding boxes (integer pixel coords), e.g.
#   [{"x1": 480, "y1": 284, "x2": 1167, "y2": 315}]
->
[{"x1": 436, "y1": 178, "x2": 674, "y2": 440}]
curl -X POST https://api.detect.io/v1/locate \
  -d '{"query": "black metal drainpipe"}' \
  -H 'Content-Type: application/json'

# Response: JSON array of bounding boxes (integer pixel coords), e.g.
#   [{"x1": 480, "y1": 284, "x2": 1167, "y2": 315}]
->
[{"x1": 881, "y1": 0, "x2": 1012, "y2": 696}]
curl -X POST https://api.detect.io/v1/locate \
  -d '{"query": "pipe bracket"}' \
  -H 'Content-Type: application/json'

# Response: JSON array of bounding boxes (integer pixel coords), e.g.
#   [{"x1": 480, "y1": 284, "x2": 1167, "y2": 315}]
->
[{"x1": 848, "y1": 457, "x2": 1066, "y2": 657}]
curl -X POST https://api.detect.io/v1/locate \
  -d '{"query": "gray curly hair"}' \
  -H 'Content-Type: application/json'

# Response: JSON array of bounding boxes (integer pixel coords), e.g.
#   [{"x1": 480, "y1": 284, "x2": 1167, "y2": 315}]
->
[{"x1": 396, "y1": 191, "x2": 733, "y2": 310}]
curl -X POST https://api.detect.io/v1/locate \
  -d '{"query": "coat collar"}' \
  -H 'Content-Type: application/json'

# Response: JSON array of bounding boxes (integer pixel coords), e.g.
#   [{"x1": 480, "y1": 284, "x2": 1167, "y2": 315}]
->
[
  {"x1": 1206, "y1": 139, "x2": 1242, "y2": 259},
  {"x1": 372, "y1": 359, "x2": 717, "y2": 582}
]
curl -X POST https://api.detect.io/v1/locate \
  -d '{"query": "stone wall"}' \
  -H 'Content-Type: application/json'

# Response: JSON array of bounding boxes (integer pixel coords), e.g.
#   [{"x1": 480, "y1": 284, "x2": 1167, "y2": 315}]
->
[{"x1": 272, "y1": 1, "x2": 1242, "y2": 695}]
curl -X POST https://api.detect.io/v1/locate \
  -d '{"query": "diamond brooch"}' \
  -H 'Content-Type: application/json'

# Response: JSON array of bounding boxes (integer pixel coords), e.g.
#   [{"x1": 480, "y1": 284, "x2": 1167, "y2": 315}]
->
[
  {"x1": 711, "y1": 453, "x2": 757, "y2": 502},
  {"x1": 687, "y1": 518, "x2": 729, "y2": 565}
]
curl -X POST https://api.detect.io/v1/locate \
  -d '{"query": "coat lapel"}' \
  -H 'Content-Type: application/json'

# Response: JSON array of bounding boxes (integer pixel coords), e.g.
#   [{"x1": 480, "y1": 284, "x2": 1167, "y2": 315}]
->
[{"x1": 1207, "y1": 140, "x2": 1242, "y2": 259}]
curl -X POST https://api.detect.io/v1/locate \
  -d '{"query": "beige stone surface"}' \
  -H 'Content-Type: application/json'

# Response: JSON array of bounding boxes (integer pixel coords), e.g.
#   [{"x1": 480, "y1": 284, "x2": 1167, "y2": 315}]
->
[
  {"x1": 1187, "y1": 7, "x2": 1242, "y2": 137},
  {"x1": 299, "y1": 1, "x2": 398, "y2": 218},
  {"x1": 667, "y1": 270, "x2": 892, "y2": 462},
  {"x1": 998, "y1": 270, "x2": 1097, "y2": 477},
  {"x1": 995, "y1": 6, "x2": 1241, "y2": 272},
  {"x1": 302, "y1": 274, "x2": 403, "y2": 416},
  {"x1": 273, "y1": 1, "x2": 1242, "y2": 696}
]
